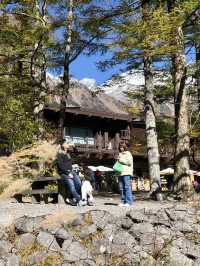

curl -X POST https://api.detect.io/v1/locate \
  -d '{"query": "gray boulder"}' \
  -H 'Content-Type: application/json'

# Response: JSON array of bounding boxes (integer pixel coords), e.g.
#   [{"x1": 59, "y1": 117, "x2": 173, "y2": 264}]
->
[
  {"x1": 36, "y1": 231, "x2": 60, "y2": 251},
  {"x1": 103, "y1": 223, "x2": 119, "y2": 240},
  {"x1": 0, "y1": 241, "x2": 12, "y2": 256},
  {"x1": 4, "y1": 254, "x2": 20, "y2": 266},
  {"x1": 55, "y1": 228, "x2": 73, "y2": 240},
  {"x1": 62, "y1": 237, "x2": 73, "y2": 251},
  {"x1": 62, "y1": 241, "x2": 88, "y2": 262},
  {"x1": 169, "y1": 247, "x2": 193, "y2": 266},
  {"x1": 89, "y1": 210, "x2": 115, "y2": 230},
  {"x1": 15, "y1": 216, "x2": 43, "y2": 234},
  {"x1": 79, "y1": 224, "x2": 97, "y2": 239},
  {"x1": 173, "y1": 221, "x2": 194, "y2": 233},
  {"x1": 126, "y1": 210, "x2": 149, "y2": 223},
  {"x1": 113, "y1": 230, "x2": 136, "y2": 248},
  {"x1": 129, "y1": 222, "x2": 154, "y2": 239},
  {"x1": 172, "y1": 237, "x2": 200, "y2": 259},
  {"x1": 15, "y1": 233, "x2": 35, "y2": 251},
  {"x1": 91, "y1": 239, "x2": 111, "y2": 256},
  {"x1": 71, "y1": 217, "x2": 84, "y2": 227},
  {"x1": 194, "y1": 259, "x2": 200, "y2": 266},
  {"x1": 28, "y1": 251, "x2": 49, "y2": 265},
  {"x1": 0, "y1": 259, "x2": 5, "y2": 266},
  {"x1": 140, "y1": 233, "x2": 165, "y2": 253},
  {"x1": 120, "y1": 217, "x2": 133, "y2": 230}
]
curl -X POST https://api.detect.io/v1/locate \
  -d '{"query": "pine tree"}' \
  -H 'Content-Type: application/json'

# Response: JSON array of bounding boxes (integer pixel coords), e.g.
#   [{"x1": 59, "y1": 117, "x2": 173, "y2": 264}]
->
[
  {"x1": 165, "y1": 0, "x2": 199, "y2": 196},
  {"x1": 96, "y1": 0, "x2": 163, "y2": 199},
  {"x1": 98, "y1": 0, "x2": 199, "y2": 197},
  {"x1": 47, "y1": 0, "x2": 113, "y2": 138},
  {"x1": 0, "y1": 0, "x2": 50, "y2": 150}
]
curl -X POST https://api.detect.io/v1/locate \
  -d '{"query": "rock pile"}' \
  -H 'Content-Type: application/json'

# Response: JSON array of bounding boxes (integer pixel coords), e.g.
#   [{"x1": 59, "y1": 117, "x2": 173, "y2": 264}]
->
[{"x1": 0, "y1": 206, "x2": 200, "y2": 265}]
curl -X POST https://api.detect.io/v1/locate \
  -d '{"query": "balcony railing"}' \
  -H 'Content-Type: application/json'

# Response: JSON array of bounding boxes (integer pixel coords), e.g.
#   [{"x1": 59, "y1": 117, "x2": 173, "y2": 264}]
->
[{"x1": 65, "y1": 129, "x2": 130, "y2": 154}]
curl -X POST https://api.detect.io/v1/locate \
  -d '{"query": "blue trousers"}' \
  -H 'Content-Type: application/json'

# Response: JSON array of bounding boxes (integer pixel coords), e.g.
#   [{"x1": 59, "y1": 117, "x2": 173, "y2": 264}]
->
[
  {"x1": 61, "y1": 173, "x2": 81, "y2": 202},
  {"x1": 118, "y1": 175, "x2": 133, "y2": 204}
]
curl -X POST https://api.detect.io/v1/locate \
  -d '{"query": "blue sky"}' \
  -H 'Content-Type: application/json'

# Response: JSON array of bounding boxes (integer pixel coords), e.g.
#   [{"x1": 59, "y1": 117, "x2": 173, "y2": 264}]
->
[
  {"x1": 70, "y1": 48, "x2": 196, "y2": 85},
  {"x1": 70, "y1": 53, "x2": 124, "y2": 85}
]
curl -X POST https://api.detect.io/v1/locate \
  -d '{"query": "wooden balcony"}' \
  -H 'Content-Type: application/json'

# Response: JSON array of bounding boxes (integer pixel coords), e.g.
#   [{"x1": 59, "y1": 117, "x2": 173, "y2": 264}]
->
[{"x1": 68, "y1": 129, "x2": 130, "y2": 155}]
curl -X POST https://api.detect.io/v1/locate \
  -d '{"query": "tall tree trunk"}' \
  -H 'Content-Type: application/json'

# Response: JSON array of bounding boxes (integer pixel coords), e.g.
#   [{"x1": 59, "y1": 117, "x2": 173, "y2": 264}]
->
[
  {"x1": 144, "y1": 57, "x2": 162, "y2": 200},
  {"x1": 142, "y1": 0, "x2": 162, "y2": 200},
  {"x1": 59, "y1": 0, "x2": 74, "y2": 139},
  {"x1": 196, "y1": 45, "x2": 200, "y2": 111},
  {"x1": 172, "y1": 26, "x2": 192, "y2": 196}
]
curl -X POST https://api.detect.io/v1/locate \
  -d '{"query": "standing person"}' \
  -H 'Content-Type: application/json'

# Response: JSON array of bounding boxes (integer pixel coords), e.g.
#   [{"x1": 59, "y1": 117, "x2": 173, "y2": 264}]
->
[
  {"x1": 95, "y1": 170, "x2": 103, "y2": 191},
  {"x1": 57, "y1": 140, "x2": 85, "y2": 206},
  {"x1": 117, "y1": 142, "x2": 134, "y2": 207}
]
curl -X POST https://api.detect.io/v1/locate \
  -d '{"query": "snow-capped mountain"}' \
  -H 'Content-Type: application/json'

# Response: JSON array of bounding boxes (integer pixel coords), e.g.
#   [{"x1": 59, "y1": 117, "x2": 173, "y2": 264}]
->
[{"x1": 99, "y1": 70, "x2": 174, "y2": 117}]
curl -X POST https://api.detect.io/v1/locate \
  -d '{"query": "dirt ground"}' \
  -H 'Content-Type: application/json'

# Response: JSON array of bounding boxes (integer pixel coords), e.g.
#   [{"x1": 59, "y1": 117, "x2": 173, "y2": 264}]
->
[{"x1": 0, "y1": 194, "x2": 177, "y2": 228}]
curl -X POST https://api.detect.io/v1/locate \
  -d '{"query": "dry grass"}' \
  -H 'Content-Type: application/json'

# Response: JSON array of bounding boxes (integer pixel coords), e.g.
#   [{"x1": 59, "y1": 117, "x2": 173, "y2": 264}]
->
[
  {"x1": 17, "y1": 243, "x2": 45, "y2": 266},
  {"x1": 0, "y1": 178, "x2": 30, "y2": 199},
  {"x1": 13, "y1": 140, "x2": 59, "y2": 162},
  {"x1": 37, "y1": 254, "x2": 63, "y2": 266},
  {"x1": 0, "y1": 140, "x2": 59, "y2": 199},
  {"x1": 41, "y1": 210, "x2": 78, "y2": 230}
]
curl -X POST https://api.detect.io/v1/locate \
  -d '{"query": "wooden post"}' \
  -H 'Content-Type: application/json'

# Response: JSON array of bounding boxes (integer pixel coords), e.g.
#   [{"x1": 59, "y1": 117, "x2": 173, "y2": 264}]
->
[
  {"x1": 104, "y1": 132, "x2": 109, "y2": 149},
  {"x1": 114, "y1": 133, "x2": 120, "y2": 152}
]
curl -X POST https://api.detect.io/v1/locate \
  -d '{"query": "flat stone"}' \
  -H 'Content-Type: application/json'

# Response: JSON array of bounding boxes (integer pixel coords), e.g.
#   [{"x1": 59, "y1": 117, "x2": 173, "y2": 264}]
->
[
  {"x1": 172, "y1": 237, "x2": 200, "y2": 259},
  {"x1": 91, "y1": 239, "x2": 111, "y2": 256},
  {"x1": 0, "y1": 228, "x2": 8, "y2": 240},
  {"x1": 89, "y1": 210, "x2": 115, "y2": 230},
  {"x1": 126, "y1": 210, "x2": 149, "y2": 223},
  {"x1": 0, "y1": 259, "x2": 5, "y2": 266},
  {"x1": 154, "y1": 226, "x2": 172, "y2": 241},
  {"x1": 140, "y1": 256, "x2": 157, "y2": 266},
  {"x1": 103, "y1": 223, "x2": 119, "y2": 239},
  {"x1": 0, "y1": 241, "x2": 12, "y2": 256},
  {"x1": 49, "y1": 239, "x2": 60, "y2": 252},
  {"x1": 4, "y1": 254, "x2": 20, "y2": 266},
  {"x1": 62, "y1": 241, "x2": 88, "y2": 262},
  {"x1": 120, "y1": 217, "x2": 133, "y2": 230},
  {"x1": 82, "y1": 260, "x2": 96, "y2": 266},
  {"x1": 15, "y1": 233, "x2": 35, "y2": 251},
  {"x1": 36, "y1": 231, "x2": 55, "y2": 249},
  {"x1": 62, "y1": 237, "x2": 73, "y2": 251},
  {"x1": 79, "y1": 224, "x2": 97, "y2": 239},
  {"x1": 194, "y1": 259, "x2": 200, "y2": 266},
  {"x1": 129, "y1": 222, "x2": 154, "y2": 239},
  {"x1": 113, "y1": 230, "x2": 136, "y2": 248},
  {"x1": 55, "y1": 228, "x2": 72, "y2": 240},
  {"x1": 15, "y1": 216, "x2": 43, "y2": 234},
  {"x1": 140, "y1": 233, "x2": 165, "y2": 253},
  {"x1": 174, "y1": 222, "x2": 194, "y2": 233},
  {"x1": 148, "y1": 209, "x2": 170, "y2": 227},
  {"x1": 169, "y1": 247, "x2": 193, "y2": 266},
  {"x1": 71, "y1": 217, "x2": 83, "y2": 227},
  {"x1": 28, "y1": 251, "x2": 48, "y2": 265}
]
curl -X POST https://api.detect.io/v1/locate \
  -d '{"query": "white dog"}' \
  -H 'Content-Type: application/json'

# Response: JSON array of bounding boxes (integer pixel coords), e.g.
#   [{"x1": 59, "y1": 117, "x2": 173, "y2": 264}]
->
[{"x1": 81, "y1": 180, "x2": 94, "y2": 206}]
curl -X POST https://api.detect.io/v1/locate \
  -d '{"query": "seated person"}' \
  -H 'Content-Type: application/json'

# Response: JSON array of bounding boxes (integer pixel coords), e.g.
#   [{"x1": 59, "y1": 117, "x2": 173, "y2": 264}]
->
[
  {"x1": 79, "y1": 168, "x2": 94, "y2": 206},
  {"x1": 57, "y1": 140, "x2": 85, "y2": 206}
]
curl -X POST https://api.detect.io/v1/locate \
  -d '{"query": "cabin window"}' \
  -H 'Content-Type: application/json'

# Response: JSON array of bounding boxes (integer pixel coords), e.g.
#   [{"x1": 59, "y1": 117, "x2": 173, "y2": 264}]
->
[{"x1": 64, "y1": 127, "x2": 94, "y2": 145}]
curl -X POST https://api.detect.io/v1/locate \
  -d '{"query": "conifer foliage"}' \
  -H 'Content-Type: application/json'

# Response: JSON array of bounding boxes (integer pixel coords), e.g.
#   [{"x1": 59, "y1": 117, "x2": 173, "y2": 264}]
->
[{"x1": 0, "y1": 0, "x2": 200, "y2": 197}]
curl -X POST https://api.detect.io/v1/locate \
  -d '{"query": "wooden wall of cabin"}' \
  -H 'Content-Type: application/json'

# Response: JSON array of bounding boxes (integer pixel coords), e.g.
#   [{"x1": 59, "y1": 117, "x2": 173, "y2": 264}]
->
[{"x1": 43, "y1": 109, "x2": 130, "y2": 139}]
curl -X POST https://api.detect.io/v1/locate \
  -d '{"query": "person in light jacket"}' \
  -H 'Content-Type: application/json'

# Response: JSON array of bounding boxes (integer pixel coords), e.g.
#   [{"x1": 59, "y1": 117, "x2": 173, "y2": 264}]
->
[{"x1": 117, "y1": 142, "x2": 134, "y2": 207}]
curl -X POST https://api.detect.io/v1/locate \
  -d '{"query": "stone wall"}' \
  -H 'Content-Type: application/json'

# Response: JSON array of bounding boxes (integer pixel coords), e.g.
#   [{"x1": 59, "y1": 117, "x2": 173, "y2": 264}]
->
[{"x1": 0, "y1": 206, "x2": 200, "y2": 265}]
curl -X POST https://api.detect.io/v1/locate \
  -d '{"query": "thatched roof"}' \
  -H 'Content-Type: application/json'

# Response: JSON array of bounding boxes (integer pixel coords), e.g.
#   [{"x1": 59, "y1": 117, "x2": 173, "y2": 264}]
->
[{"x1": 45, "y1": 76, "x2": 132, "y2": 121}]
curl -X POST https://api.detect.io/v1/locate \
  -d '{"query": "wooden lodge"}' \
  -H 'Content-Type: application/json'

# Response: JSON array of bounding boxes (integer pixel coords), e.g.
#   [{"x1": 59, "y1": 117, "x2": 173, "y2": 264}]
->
[{"x1": 43, "y1": 80, "x2": 133, "y2": 158}]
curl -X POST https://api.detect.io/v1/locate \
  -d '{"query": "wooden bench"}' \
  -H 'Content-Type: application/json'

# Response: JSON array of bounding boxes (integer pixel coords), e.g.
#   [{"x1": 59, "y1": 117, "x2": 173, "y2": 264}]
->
[{"x1": 14, "y1": 176, "x2": 70, "y2": 204}]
